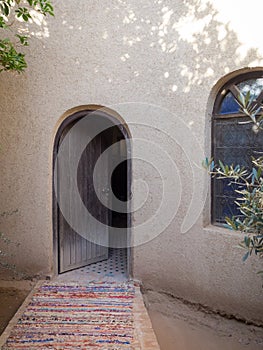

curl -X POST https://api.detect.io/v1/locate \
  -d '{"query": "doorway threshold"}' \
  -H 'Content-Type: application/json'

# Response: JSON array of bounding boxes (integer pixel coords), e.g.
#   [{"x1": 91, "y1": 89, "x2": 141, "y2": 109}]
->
[{"x1": 56, "y1": 248, "x2": 128, "y2": 283}]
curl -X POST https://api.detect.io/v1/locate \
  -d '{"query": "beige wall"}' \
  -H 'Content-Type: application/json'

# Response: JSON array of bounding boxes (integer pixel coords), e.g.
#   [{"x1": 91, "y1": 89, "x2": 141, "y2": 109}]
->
[{"x1": 0, "y1": 0, "x2": 262, "y2": 323}]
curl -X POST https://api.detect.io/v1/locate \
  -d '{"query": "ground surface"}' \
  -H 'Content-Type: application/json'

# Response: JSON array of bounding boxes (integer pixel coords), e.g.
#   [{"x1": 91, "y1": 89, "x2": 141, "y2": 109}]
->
[
  {"x1": 0, "y1": 281, "x2": 35, "y2": 335},
  {"x1": 144, "y1": 290, "x2": 263, "y2": 350},
  {"x1": 0, "y1": 282, "x2": 263, "y2": 350},
  {"x1": 0, "y1": 288, "x2": 29, "y2": 334}
]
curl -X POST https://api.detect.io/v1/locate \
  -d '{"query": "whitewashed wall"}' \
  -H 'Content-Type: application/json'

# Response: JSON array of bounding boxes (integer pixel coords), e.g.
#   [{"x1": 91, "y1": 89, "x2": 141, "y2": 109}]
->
[{"x1": 0, "y1": 0, "x2": 262, "y2": 323}]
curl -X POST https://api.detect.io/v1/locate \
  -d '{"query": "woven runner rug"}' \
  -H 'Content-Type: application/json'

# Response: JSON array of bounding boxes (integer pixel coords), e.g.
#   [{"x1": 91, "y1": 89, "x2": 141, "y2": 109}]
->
[{"x1": 2, "y1": 281, "x2": 135, "y2": 349}]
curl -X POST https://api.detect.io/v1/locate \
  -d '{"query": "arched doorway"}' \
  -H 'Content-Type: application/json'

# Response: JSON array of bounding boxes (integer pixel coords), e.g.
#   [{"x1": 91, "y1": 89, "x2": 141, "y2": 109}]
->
[{"x1": 53, "y1": 108, "x2": 131, "y2": 278}]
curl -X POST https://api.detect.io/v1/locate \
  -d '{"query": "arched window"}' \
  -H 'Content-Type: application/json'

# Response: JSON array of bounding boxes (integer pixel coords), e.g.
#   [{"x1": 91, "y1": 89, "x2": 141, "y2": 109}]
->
[{"x1": 212, "y1": 71, "x2": 263, "y2": 225}]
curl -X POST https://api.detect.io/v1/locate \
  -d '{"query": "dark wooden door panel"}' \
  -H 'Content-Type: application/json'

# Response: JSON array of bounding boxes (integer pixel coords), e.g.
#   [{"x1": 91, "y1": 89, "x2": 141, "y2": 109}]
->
[{"x1": 58, "y1": 119, "x2": 109, "y2": 273}]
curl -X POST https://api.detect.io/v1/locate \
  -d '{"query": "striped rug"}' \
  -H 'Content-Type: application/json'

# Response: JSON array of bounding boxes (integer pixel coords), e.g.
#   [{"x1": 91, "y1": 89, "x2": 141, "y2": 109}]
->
[{"x1": 2, "y1": 281, "x2": 135, "y2": 349}]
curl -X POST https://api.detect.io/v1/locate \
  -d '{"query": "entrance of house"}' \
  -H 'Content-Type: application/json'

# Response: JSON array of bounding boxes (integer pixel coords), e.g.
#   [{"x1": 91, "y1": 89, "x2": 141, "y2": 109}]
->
[{"x1": 53, "y1": 109, "x2": 131, "y2": 278}]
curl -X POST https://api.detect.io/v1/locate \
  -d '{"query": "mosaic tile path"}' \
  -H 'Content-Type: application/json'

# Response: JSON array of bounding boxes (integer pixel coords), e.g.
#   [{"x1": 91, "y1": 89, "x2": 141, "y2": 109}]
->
[
  {"x1": 84, "y1": 248, "x2": 127, "y2": 279},
  {"x1": 56, "y1": 248, "x2": 128, "y2": 283},
  {"x1": 0, "y1": 281, "x2": 160, "y2": 350}
]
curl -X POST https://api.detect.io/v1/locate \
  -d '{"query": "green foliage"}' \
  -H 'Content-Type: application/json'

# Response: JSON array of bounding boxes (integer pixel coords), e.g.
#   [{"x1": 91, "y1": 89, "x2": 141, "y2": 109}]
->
[
  {"x1": 0, "y1": 38, "x2": 26, "y2": 71},
  {"x1": 0, "y1": 0, "x2": 54, "y2": 73},
  {"x1": 204, "y1": 156, "x2": 263, "y2": 262},
  {"x1": 236, "y1": 92, "x2": 263, "y2": 130},
  {"x1": 203, "y1": 91, "x2": 263, "y2": 276}
]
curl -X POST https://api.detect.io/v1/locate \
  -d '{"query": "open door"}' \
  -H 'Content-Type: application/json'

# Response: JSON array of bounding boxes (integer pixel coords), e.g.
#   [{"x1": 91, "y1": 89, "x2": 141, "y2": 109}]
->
[{"x1": 57, "y1": 121, "x2": 109, "y2": 273}]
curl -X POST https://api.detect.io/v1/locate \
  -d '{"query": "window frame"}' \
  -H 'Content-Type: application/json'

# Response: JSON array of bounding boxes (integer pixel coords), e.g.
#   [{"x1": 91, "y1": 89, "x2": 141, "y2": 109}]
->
[{"x1": 211, "y1": 70, "x2": 263, "y2": 226}]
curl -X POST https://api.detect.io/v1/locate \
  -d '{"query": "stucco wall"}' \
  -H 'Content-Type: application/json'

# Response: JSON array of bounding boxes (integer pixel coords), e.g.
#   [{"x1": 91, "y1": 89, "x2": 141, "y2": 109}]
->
[{"x1": 0, "y1": 0, "x2": 263, "y2": 323}]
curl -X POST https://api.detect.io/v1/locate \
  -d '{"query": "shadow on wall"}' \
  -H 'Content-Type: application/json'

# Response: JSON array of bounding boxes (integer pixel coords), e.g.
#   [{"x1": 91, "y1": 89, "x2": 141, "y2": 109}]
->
[
  {"x1": 1, "y1": 0, "x2": 262, "y2": 113},
  {"x1": 47, "y1": 0, "x2": 263, "y2": 109}
]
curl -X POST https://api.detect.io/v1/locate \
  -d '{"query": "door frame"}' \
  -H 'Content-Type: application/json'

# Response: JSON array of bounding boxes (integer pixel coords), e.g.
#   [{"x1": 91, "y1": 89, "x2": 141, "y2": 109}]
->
[{"x1": 52, "y1": 106, "x2": 132, "y2": 277}]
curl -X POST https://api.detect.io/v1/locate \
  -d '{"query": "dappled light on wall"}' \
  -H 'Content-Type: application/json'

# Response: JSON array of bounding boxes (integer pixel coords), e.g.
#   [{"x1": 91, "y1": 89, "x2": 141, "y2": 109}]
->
[
  {"x1": 96, "y1": 0, "x2": 263, "y2": 103},
  {"x1": 212, "y1": 0, "x2": 263, "y2": 62},
  {"x1": 17, "y1": 8, "x2": 51, "y2": 39}
]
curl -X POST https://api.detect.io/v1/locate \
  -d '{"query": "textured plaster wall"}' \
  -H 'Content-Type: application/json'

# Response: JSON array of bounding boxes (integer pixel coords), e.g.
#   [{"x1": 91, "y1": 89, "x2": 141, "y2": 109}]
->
[{"x1": 0, "y1": 0, "x2": 263, "y2": 323}]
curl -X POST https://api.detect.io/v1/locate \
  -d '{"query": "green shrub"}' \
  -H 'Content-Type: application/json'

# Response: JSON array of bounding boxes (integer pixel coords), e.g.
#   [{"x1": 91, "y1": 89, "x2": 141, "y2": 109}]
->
[
  {"x1": 204, "y1": 92, "x2": 263, "y2": 276},
  {"x1": 0, "y1": 0, "x2": 54, "y2": 72}
]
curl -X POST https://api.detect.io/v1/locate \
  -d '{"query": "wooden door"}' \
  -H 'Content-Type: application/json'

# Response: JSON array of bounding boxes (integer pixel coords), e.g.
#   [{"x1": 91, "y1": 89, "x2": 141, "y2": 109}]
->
[{"x1": 57, "y1": 122, "x2": 109, "y2": 273}]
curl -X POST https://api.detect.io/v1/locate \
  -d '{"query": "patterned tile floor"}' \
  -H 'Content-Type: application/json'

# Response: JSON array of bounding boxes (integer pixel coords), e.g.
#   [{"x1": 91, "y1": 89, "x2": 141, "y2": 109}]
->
[{"x1": 56, "y1": 248, "x2": 128, "y2": 283}]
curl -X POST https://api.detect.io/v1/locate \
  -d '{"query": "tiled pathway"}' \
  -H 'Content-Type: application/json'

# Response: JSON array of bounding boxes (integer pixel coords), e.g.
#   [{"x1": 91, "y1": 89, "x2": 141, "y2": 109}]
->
[
  {"x1": 56, "y1": 248, "x2": 128, "y2": 283},
  {"x1": 84, "y1": 248, "x2": 127, "y2": 279}
]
